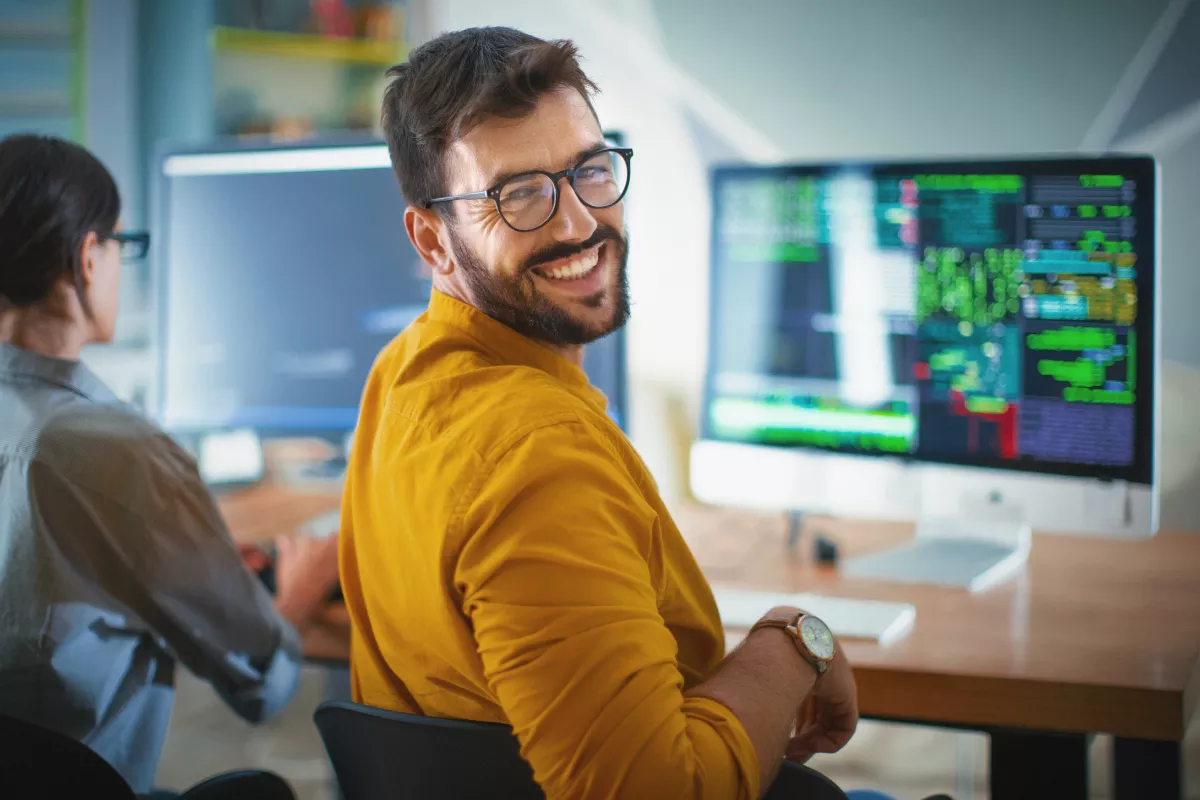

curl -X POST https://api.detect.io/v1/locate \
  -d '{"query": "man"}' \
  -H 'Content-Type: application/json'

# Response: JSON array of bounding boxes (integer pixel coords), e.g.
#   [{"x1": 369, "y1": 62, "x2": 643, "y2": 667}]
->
[{"x1": 340, "y1": 27, "x2": 859, "y2": 799}]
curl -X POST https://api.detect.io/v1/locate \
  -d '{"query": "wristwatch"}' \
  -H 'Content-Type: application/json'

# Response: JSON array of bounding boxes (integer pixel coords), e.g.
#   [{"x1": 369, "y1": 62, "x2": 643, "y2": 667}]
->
[{"x1": 749, "y1": 609, "x2": 836, "y2": 675}]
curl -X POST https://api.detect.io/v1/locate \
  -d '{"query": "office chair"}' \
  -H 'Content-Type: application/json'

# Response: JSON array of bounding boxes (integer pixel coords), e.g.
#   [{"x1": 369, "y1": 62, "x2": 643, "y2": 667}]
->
[
  {"x1": 313, "y1": 700, "x2": 853, "y2": 800},
  {"x1": 176, "y1": 770, "x2": 295, "y2": 800},
  {"x1": 0, "y1": 713, "x2": 296, "y2": 800},
  {"x1": 0, "y1": 713, "x2": 135, "y2": 799}
]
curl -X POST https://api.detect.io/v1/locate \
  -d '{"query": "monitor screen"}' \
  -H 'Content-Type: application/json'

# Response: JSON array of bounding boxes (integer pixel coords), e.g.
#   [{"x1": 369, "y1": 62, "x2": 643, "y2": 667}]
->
[
  {"x1": 703, "y1": 157, "x2": 1156, "y2": 484},
  {"x1": 156, "y1": 139, "x2": 627, "y2": 436}
]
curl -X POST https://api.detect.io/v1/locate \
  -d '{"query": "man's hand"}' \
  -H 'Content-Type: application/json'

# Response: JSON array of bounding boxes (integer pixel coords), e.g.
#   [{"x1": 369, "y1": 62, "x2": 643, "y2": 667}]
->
[
  {"x1": 785, "y1": 642, "x2": 859, "y2": 763},
  {"x1": 273, "y1": 533, "x2": 341, "y2": 631}
]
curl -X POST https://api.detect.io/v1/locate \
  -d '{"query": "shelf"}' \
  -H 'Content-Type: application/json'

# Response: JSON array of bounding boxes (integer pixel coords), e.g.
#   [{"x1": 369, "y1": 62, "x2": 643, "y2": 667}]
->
[{"x1": 212, "y1": 26, "x2": 404, "y2": 66}]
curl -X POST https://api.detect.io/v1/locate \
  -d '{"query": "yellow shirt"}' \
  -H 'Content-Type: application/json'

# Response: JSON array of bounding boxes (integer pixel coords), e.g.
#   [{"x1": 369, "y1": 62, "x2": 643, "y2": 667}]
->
[{"x1": 340, "y1": 290, "x2": 759, "y2": 799}]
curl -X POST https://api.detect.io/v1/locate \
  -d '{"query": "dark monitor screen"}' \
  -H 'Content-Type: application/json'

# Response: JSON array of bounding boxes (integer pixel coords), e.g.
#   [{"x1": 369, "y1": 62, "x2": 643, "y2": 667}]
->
[
  {"x1": 156, "y1": 139, "x2": 627, "y2": 436},
  {"x1": 703, "y1": 157, "x2": 1156, "y2": 485}
]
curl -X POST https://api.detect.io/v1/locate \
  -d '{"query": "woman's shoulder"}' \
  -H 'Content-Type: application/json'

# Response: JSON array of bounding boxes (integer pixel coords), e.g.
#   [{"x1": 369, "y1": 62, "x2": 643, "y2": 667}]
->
[
  {"x1": 38, "y1": 400, "x2": 173, "y2": 451},
  {"x1": 32, "y1": 401, "x2": 196, "y2": 491}
]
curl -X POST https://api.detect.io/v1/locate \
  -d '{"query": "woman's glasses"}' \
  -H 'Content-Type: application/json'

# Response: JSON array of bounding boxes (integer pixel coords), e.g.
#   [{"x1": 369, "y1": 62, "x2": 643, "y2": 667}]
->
[
  {"x1": 425, "y1": 147, "x2": 633, "y2": 233},
  {"x1": 108, "y1": 232, "x2": 149, "y2": 261}
]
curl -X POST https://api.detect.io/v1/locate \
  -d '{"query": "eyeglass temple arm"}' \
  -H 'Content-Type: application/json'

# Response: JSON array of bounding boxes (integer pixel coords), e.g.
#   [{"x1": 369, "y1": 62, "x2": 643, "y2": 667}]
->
[{"x1": 425, "y1": 190, "x2": 491, "y2": 208}]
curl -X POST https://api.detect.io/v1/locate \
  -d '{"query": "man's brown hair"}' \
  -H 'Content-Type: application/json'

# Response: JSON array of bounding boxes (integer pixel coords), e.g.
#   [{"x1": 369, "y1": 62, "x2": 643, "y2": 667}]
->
[{"x1": 381, "y1": 27, "x2": 598, "y2": 210}]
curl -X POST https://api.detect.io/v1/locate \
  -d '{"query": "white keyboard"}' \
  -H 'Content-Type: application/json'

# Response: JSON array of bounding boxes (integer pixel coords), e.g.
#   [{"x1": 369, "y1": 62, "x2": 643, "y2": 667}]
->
[{"x1": 711, "y1": 586, "x2": 916, "y2": 647}]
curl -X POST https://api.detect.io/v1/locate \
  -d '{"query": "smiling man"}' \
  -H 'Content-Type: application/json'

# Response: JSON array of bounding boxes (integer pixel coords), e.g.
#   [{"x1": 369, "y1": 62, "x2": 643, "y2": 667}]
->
[{"x1": 339, "y1": 27, "x2": 860, "y2": 800}]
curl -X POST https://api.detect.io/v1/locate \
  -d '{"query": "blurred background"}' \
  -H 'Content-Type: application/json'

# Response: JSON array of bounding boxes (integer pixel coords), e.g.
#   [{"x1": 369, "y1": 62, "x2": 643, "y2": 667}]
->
[{"x1": 3, "y1": 0, "x2": 1197, "y2": 797}]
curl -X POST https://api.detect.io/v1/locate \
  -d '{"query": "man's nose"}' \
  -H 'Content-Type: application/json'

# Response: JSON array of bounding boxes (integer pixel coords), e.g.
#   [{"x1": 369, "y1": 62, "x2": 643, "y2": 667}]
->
[{"x1": 549, "y1": 176, "x2": 599, "y2": 242}]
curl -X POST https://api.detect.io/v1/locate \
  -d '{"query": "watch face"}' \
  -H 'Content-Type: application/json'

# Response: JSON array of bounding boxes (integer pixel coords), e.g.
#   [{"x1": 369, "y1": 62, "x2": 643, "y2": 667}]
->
[{"x1": 799, "y1": 615, "x2": 835, "y2": 661}]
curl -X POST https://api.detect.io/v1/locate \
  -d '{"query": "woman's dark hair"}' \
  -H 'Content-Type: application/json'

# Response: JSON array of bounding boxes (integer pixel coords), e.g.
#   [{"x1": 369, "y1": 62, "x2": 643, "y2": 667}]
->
[
  {"x1": 380, "y1": 27, "x2": 598, "y2": 210},
  {"x1": 0, "y1": 133, "x2": 121, "y2": 308}
]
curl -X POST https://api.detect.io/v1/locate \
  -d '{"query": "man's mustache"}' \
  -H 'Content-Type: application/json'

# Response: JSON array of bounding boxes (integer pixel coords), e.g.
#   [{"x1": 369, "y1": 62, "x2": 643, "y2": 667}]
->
[{"x1": 523, "y1": 225, "x2": 624, "y2": 272}]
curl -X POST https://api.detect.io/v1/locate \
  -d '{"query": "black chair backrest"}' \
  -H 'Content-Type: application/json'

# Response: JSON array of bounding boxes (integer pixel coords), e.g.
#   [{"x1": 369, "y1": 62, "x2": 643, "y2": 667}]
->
[
  {"x1": 315, "y1": 701, "x2": 542, "y2": 800},
  {"x1": 314, "y1": 701, "x2": 852, "y2": 800},
  {"x1": 179, "y1": 769, "x2": 296, "y2": 800},
  {"x1": 0, "y1": 713, "x2": 136, "y2": 800},
  {"x1": 766, "y1": 761, "x2": 852, "y2": 800}
]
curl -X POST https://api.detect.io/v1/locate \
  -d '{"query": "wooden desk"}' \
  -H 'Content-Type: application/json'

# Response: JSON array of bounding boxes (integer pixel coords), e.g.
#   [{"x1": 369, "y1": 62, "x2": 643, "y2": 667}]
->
[
  {"x1": 219, "y1": 484, "x2": 1199, "y2": 799},
  {"x1": 672, "y1": 504, "x2": 1200, "y2": 800}
]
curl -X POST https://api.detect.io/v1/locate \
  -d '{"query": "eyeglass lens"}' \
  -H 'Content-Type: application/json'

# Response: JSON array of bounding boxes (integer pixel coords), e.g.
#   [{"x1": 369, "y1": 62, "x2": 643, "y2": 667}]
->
[
  {"x1": 497, "y1": 149, "x2": 629, "y2": 232},
  {"x1": 118, "y1": 238, "x2": 148, "y2": 261}
]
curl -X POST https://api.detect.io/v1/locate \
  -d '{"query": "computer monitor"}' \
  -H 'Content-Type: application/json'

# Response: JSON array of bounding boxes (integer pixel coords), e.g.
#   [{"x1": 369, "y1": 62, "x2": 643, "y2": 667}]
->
[
  {"x1": 153, "y1": 137, "x2": 629, "y2": 448},
  {"x1": 693, "y1": 157, "x2": 1159, "y2": 551}
]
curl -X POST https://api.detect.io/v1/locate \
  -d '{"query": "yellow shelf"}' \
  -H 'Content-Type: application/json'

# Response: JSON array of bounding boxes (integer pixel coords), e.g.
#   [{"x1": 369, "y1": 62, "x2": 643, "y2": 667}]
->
[{"x1": 212, "y1": 26, "x2": 404, "y2": 66}]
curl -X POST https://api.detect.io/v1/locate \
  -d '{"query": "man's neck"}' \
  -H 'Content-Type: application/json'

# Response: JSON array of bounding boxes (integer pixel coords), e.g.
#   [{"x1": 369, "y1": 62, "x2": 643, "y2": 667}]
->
[
  {"x1": 432, "y1": 281, "x2": 585, "y2": 367},
  {"x1": 545, "y1": 341, "x2": 584, "y2": 367}
]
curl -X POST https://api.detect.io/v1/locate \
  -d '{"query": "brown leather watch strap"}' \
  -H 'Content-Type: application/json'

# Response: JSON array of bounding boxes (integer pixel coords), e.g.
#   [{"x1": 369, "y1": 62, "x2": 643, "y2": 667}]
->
[
  {"x1": 748, "y1": 609, "x2": 829, "y2": 675},
  {"x1": 748, "y1": 609, "x2": 802, "y2": 638}
]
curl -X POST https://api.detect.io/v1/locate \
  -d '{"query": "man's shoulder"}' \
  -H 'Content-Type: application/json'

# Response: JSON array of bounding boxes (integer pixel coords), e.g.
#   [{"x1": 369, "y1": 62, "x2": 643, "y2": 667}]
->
[
  {"x1": 378, "y1": 322, "x2": 595, "y2": 459},
  {"x1": 416, "y1": 361, "x2": 592, "y2": 459}
]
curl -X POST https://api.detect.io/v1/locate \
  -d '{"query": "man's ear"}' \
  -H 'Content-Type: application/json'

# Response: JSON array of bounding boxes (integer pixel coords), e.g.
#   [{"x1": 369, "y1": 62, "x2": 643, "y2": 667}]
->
[{"x1": 406, "y1": 206, "x2": 453, "y2": 276}]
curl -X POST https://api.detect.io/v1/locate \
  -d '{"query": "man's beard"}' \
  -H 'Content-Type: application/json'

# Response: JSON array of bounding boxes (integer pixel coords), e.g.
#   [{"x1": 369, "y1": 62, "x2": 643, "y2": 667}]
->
[{"x1": 447, "y1": 223, "x2": 630, "y2": 347}]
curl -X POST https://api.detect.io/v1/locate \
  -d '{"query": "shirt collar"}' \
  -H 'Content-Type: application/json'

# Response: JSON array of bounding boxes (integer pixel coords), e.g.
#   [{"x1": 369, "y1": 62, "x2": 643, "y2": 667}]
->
[
  {"x1": 0, "y1": 342, "x2": 119, "y2": 404},
  {"x1": 426, "y1": 289, "x2": 609, "y2": 415}
]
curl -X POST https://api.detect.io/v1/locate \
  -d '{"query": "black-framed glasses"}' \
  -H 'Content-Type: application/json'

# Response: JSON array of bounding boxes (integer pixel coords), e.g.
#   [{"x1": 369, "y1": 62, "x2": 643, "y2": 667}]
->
[
  {"x1": 425, "y1": 147, "x2": 633, "y2": 233},
  {"x1": 107, "y1": 232, "x2": 150, "y2": 261}
]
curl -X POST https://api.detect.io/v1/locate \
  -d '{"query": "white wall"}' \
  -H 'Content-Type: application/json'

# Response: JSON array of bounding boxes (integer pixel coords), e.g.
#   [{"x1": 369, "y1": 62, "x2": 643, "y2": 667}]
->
[{"x1": 650, "y1": 0, "x2": 1172, "y2": 158}]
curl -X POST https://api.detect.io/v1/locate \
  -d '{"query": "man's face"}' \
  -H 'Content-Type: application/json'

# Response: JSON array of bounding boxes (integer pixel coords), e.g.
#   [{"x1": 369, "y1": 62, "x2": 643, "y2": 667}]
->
[{"x1": 440, "y1": 87, "x2": 629, "y2": 346}]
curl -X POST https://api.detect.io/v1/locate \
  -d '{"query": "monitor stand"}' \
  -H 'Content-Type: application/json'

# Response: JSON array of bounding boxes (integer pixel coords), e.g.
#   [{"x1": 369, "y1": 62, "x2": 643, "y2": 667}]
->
[{"x1": 841, "y1": 515, "x2": 1031, "y2": 593}]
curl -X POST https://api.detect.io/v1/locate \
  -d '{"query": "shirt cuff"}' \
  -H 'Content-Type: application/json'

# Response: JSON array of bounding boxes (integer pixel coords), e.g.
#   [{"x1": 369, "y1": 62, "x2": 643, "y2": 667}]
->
[
  {"x1": 220, "y1": 621, "x2": 303, "y2": 723},
  {"x1": 259, "y1": 621, "x2": 304, "y2": 719}
]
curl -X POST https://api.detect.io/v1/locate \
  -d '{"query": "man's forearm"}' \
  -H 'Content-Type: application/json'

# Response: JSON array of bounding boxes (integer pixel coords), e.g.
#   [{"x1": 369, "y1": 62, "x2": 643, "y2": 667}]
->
[{"x1": 684, "y1": 608, "x2": 817, "y2": 794}]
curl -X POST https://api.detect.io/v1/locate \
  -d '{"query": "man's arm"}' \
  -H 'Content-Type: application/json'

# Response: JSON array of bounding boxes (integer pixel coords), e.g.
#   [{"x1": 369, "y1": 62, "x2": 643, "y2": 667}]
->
[
  {"x1": 686, "y1": 616, "x2": 856, "y2": 792},
  {"x1": 456, "y1": 420, "x2": 840, "y2": 800},
  {"x1": 685, "y1": 616, "x2": 817, "y2": 791}
]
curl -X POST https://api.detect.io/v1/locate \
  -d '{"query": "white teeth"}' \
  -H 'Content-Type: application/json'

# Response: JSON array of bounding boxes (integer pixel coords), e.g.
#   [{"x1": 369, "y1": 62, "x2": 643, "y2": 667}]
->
[{"x1": 543, "y1": 250, "x2": 599, "y2": 280}]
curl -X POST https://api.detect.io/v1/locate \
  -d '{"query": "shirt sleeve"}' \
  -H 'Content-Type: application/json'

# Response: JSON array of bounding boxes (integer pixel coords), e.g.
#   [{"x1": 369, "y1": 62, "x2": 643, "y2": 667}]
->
[
  {"x1": 30, "y1": 407, "x2": 301, "y2": 723},
  {"x1": 454, "y1": 420, "x2": 760, "y2": 800}
]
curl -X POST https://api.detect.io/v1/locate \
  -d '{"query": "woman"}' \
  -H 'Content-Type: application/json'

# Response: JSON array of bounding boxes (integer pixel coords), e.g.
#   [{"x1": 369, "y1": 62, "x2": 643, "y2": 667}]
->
[{"x1": 0, "y1": 133, "x2": 339, "y2": 794}]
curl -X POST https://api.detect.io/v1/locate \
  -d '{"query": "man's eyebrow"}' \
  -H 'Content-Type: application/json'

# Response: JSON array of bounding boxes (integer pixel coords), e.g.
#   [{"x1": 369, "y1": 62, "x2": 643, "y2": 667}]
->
[{"x1": 483, "y1": 141, "x2": 610, "y2": 189}]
